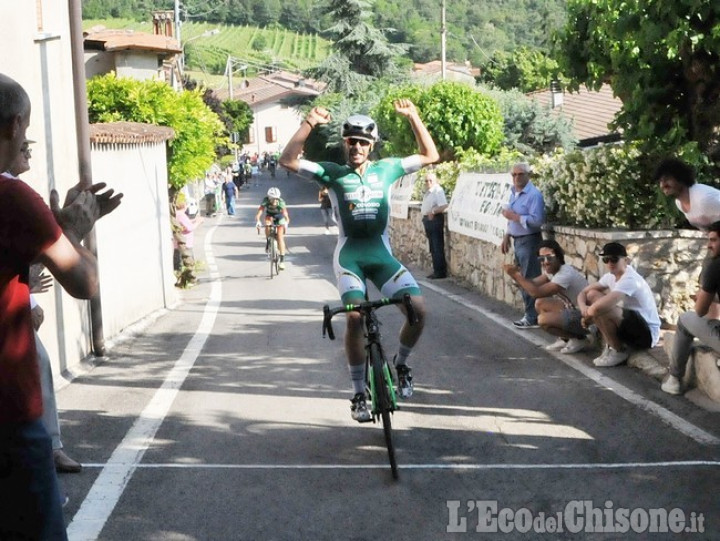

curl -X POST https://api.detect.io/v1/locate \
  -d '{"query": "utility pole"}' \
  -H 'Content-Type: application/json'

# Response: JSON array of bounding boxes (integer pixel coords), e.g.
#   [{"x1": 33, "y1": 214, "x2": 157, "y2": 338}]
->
[
  {"x1": 174, "y1": 0, "x2": 182, "y2": 43},
  {"x1": 227, "y1": 56, "x2": 234, "y2": 99},
  {"x1": 441, "y1": 0, "x2": 447, "y2": 81}
]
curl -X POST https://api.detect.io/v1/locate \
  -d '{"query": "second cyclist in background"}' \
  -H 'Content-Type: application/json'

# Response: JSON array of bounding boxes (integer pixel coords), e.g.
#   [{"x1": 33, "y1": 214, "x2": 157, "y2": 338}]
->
[{"x1": 255, "y1": 187, "x2": 290, "y2": 270}]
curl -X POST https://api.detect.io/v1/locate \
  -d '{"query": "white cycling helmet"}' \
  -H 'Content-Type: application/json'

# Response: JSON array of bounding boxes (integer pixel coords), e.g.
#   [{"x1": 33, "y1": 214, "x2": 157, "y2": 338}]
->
[
  {"x1": 341, "y1": 114, "x2": 378, "y2": 143},
  {"x1": 267, "y1": 187, "x2": 281, "y2": 199}
]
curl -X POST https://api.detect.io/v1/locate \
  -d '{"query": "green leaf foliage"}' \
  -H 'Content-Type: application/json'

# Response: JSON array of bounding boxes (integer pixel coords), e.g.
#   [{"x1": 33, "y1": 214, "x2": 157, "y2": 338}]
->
[
  {"x1": 555, "y1": 0, "x2": 720, "y2": 169},
  {"x1": 479, "y1": 47, "x2": 564, "y2": 93},
  {"x1": 86, "y1": 73, "x2": 225, "y2": 188},
  {"x1": 372, "y1": 82, "x2": 504, "y2": 161},
  {"x1": 532, "y1": 144, "x2": 681, "y2": 229}
]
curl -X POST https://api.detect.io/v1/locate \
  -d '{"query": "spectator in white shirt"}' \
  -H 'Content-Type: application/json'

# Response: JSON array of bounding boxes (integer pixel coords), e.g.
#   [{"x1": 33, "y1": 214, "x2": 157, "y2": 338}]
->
[
  {"x1": 421, "y1": 172, "x2": 449, "y2": 279},
  {"x1": 654, "y1": 158, "x2": 720, "y2": 230},
  {"x1": 577, "y1": 242, "x2": 661, "y2": 367},
  {"x1": 504, "y1": 239, "x2": 590, "y2": 353}
]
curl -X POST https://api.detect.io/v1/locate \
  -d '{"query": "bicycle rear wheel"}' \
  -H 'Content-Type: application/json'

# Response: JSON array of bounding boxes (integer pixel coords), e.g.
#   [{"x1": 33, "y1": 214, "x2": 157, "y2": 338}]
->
[{"x1": 370, "y1": 343, "x2": 398, "y2": 480}]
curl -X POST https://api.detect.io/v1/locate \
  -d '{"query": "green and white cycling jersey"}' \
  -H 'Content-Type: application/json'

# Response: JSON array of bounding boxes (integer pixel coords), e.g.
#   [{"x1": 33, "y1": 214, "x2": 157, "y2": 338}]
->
[
  {"x1": 298, "y1": 156, "x2": 423, "y2": 303},
  {"x1": 258, "y1": 196, "x2": 288, "y2": 225},
  {"x1": 298, "y1": 156, "x2": 421, "y2": 238}
]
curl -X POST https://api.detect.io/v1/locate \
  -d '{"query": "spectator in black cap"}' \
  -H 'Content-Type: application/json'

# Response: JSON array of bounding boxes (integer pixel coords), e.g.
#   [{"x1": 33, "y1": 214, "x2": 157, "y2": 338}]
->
[{"x1": 577, "y1": 242, "x2": 661, "y2": 367}]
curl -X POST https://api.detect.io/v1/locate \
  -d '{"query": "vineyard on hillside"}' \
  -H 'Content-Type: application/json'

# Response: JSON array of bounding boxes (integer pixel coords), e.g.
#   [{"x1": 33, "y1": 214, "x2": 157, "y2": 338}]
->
[{"x1": 83, "y1": 19, "x2": 331, "y2": 75}]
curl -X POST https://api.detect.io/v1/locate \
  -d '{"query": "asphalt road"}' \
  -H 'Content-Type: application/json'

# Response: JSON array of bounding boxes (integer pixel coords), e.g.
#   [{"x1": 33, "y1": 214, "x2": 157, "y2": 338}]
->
[{"x1": 57, "y1": 170, "x2": 720, "y2": 540}]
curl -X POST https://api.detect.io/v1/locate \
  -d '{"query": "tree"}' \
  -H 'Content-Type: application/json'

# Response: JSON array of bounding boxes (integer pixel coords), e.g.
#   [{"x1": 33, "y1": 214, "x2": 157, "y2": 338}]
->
[
  {"x1": 86, "y1": 73, "x2": 225, "y2": 188},
  {"x1": 555, "y1": 0, "x2": 720, "y2": 164},
  {"x1": 479, "y1": 47, "x2": 563, "y2": 93},
  {"x1": 488, "y1": 88, "x2": 577, "y2": 154},
  {"x1": 307, "y1": 0, "x2": 409, "y2": 96}
]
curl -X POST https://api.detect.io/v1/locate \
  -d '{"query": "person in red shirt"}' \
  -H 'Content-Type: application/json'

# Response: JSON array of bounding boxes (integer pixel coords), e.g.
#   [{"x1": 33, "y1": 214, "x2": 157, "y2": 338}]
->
[{"x1": 0, "y1": 73, "x2": 122, "y2": 540}]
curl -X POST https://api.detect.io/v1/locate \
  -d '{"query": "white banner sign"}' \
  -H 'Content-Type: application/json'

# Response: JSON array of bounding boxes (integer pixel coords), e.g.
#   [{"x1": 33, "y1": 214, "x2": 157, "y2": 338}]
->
[
  {"x1": 390, "y1": 172, "x2": 418, "y2": 219},
  {"x1": 448, "y1": 172, "x2": 512, "y2": 245}
]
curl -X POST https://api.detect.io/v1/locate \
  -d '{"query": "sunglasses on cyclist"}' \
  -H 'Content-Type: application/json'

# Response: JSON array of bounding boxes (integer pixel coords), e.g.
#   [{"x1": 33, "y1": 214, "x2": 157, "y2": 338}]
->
[
  {"x1": 346, "y1": 138, "x2": 371, "y2": 147},
  {"x1": 602, "y1": 256, "x2": 621, "y2": 264}
]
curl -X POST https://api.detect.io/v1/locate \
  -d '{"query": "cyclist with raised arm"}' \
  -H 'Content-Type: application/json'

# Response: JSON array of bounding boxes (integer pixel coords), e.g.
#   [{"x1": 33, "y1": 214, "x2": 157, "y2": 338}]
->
[
  {"x1": 280, "y1": 100, "x2": 439, "y2": 421},
  {"x1": 255, "y1": 187, "x2": 290, "y2": 270}
]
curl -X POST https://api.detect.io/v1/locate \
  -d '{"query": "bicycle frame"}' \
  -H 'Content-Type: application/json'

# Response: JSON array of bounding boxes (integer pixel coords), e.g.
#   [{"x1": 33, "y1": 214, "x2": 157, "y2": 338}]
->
[
  {"x1": 322, "y1": 294, "x2": 417, "y2": 480},
  {"x1": 259, "y1": 223, "x2": 281, "y2": 278}
]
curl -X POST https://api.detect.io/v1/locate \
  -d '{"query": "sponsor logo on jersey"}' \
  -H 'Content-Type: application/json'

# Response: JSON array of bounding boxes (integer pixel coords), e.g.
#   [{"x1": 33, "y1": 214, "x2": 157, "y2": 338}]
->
[{"x1": 344, "y1": 185, "x2": 383, "y2": 203}]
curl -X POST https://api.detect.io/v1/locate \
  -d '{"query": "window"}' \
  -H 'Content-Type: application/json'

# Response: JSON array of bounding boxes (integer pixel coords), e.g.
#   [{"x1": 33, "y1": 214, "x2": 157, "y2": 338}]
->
[{"x1": 265, "y1": 126, "x2": 277, "y2": 143}]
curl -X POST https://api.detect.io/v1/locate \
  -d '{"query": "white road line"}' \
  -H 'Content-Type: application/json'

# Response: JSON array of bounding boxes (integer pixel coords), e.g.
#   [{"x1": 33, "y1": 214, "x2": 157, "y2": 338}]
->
[
  {"x1": 75, "y1": 460, "x2": 720, "y2": 470},
  {"x1": 67, "y1": 221, "x2": 224, "y2": 541},
  {"x1": 422, "y1": 281, "x2": 720, "y2": 446}
]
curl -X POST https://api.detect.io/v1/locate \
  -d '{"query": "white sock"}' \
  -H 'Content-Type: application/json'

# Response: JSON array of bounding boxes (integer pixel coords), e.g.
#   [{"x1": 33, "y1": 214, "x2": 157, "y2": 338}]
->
[
  {"x1": 349, "y1": 364, "x2": 365, "y2": 395},
  {"x1": 395, "y1": 344, "x2": 412, "y2": 367}
]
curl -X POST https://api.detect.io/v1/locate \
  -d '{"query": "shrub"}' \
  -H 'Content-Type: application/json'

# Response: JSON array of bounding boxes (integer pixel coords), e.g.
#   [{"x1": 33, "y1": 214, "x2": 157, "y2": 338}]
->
[
  {"x1": 531, "y1": 143, "x2": 679, "y2": 229},
  {"x1": 373, "y1": 81, "x2": 504, "y2": 161}
]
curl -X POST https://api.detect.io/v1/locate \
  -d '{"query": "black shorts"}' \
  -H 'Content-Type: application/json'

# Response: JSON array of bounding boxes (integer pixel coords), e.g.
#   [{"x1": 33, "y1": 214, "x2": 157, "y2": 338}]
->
[{"x1": 617, "y1": 309, "x2": 652, "y2": 349}]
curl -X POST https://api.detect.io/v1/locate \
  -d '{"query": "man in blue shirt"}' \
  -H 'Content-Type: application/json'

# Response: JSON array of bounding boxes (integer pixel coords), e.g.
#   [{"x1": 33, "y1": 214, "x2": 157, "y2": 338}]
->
[{"x1": 500, "y1": 162, "x2": 546, "y2": 328}]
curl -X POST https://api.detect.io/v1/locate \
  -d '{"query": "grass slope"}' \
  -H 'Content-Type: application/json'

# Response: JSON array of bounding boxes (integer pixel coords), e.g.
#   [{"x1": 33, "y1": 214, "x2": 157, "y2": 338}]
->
[{"x1": 83, "y1": 19, "x2": 330, "y2": 75}]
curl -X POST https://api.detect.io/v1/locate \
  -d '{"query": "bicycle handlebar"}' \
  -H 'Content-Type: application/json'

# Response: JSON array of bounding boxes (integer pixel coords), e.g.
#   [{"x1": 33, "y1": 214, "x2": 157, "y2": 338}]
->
[{"x1": 322, "y1": 294, "x2": 417, "y2": 340}]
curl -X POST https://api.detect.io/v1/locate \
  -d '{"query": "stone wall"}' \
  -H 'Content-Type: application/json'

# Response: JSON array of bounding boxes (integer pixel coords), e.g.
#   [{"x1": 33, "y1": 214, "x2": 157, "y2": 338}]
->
[{"x1": 389, "y1": 204, "x2": 707, "y2": 326}]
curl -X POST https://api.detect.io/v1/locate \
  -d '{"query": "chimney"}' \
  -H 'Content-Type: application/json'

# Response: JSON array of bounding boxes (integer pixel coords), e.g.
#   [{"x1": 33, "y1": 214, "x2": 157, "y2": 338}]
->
[
  {"x1": 152, "y1": 11, "x2": 175, "y2": 37},
  {"x1": 550, "y1": 80, "x2": 563, "y2": 109}
]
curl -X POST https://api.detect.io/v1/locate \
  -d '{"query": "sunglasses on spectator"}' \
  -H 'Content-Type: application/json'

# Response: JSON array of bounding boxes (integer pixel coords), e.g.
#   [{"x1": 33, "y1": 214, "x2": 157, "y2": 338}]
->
[
  {"x1": 537, "y1": 255, "x2": 557, "y2": 263},
  {"x1": 346, "y1": 138, "x2": 371, "y2": 147},
  {"x1": 602, "y1": 256, "x2": 621, "y2": 264}
]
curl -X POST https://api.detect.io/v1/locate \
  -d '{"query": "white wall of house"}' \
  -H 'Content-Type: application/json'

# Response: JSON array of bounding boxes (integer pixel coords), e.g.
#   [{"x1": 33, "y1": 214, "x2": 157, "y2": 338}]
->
[
  {"x1": 114, "y1": 51, "x2": 165, "y2": 82},
  {"x1": 91, "y1": 142, "x2": 177, "y2": 338},
  {"x1": 84, "y1": 50, "x2": 116, "y2": 79},
  {"x1": 242, "y1": 101, "x2": 304, "y2": 157},
  {"x1": 0, "y1": 4, "x2": 177, "y2": 376},
  {"x1": 0, "y1": 2, "x2": 97, "y2": 374},
  {"x1": 85, "y1": 50, "x2": 166, "y2": 82}
]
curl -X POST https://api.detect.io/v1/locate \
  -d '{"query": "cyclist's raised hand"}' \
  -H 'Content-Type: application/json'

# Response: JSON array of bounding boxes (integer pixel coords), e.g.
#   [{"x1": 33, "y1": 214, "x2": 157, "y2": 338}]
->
[
  {"x1": 255, "y1": 221, "x2": 263, "y2": 229},
  {"x1": 306, "y1": 107, "x2": 331, "y2": 127}
]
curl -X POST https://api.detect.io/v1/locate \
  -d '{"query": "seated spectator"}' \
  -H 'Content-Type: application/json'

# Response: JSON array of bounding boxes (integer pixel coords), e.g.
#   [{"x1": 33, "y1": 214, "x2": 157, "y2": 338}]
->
[
  {"x1": 504, "y1": 239, "x2": 590, "y2": 353},
  {"x1": 577, "y1": 242, "x2": 661, "y2": 367},
  {"x1": 663, "y1": 221, "x2": 720, "y2": 395}
]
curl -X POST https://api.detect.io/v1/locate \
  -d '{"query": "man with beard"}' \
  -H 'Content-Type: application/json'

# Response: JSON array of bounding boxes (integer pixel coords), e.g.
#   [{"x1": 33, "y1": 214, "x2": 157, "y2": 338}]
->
[{"x1": 280, "y1": 101, "x2": 438, "y2": 421}]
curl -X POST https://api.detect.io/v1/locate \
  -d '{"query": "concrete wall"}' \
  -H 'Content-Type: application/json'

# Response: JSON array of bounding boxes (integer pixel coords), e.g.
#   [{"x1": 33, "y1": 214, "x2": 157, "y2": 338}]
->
[
  {"x1": 91, "y1": 142, "x2": 177, "y2": 339},
  {"x1": 390, "y1": 204, "x2": 705, "y2": 326}
]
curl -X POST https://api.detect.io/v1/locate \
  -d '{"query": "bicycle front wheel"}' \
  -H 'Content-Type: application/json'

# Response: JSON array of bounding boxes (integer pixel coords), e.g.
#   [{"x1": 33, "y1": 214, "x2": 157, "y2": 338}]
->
[
  {"x1": 270, "y1": 238, "x2": 279, "y2": 278},
  {"x1": 370, "y1": 343, "x2": 398, "y2": 480}
]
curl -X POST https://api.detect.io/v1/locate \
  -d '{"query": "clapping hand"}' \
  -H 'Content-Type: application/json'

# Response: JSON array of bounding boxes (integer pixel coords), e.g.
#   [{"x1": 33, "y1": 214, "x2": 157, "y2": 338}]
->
[
  {"x1": 503, "y1": 263, "x2": 520, "y2": 278},
  {"x1": 29, "y1": 264, "x2": 53, "y2": 294},
  {"x1": 57, "y1": 182, "x2": 124, "y2": 219},
  {"x1": 50, "y1": 182, "x2": 123, "y2": 243}
]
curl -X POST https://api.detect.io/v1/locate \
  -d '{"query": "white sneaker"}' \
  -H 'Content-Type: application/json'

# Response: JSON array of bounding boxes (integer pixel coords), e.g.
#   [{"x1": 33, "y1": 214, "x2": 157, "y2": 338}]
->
[
  {"x1": 661, "y1": 375, "x2": 682, "y2": 395},
  {"x1": 592, "y1": 347, "x2": 610, "y2": 366},
  {"x1": 561, "y1": 338, "x2": 589, "y2": 354},
  {"x1": 594, "y1": 347, "x2": 628, "y2": 367},
  {"x1": 545, "y1": 338, "x2": 567, "y2": 351}
]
